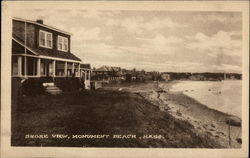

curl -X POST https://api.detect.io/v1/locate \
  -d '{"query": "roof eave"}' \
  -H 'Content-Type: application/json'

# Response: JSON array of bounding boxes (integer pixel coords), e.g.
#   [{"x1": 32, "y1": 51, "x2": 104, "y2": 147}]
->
[{"x1": 13, "y1": 17, "x2": 72, "y2": 36}]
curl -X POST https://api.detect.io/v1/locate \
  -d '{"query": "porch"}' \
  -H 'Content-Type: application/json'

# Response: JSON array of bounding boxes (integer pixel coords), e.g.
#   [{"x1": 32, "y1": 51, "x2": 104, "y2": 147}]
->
[
  {"x1": 80, "y1": 67, "x2": 91, "y2": 90},
  {"x1": 12, "y1": 55, "x2": 81, "y2": 79}
]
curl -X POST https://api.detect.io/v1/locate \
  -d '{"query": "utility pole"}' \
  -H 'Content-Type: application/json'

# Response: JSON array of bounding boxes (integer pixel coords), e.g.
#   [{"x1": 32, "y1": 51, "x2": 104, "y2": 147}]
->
[
  {"x1": 24, "y1": 21, "x2": 27, "y2": 77},
  {"x1": 228, "y1": 123, "x2": 231, "y2": 147}
]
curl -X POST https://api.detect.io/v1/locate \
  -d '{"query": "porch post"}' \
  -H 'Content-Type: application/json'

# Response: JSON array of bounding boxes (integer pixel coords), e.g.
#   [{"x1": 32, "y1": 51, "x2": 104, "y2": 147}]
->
[
  {"x1": 17, "y1": 56, "x2": 22, "y2": 77},
  {"x1": 37, "y1": 58, "x2": 41, "y2": 77},
  {"x1": 72, "y1": 63, "x2": 75, "y2": 77},
  {"x1": 64, "y1": 61, "x2": 67, "y2": 77},
  {"x1": 78, "y1": 64, "x2": 80, "y2": 77},
  {"x1": 89, "y1": 70, "x2": 91, "y2": 80},
  {"x1": 52, "y1": 60, "x2": 56, "y2": 77}
]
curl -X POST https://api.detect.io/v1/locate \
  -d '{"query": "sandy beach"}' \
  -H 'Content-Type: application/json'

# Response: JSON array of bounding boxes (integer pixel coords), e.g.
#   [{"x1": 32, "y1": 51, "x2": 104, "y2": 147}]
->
[{"x1": 104, "y1": 81, "x2": 242, "y2": 148}]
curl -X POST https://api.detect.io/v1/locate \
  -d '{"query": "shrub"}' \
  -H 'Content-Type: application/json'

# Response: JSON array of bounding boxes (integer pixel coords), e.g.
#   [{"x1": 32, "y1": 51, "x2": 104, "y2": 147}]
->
[
  {"x1": 109, "y1": 80, "x2": 118, "y2": 84},
  {"x1": 21, "y1": 78, "x2": 45, "y2": 96},
  {"x1": 12, "y1": 77, "x2": 23, "y2": 107},
  {"x1": 54, "y1": 77, "x2": 82, "y2": 92}
]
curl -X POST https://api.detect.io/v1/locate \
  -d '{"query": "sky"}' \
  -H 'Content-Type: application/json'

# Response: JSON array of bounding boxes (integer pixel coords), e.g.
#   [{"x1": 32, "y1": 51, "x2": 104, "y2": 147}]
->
[{"x1": 12, "y1": 10, "x2": 242, "y2": 73}]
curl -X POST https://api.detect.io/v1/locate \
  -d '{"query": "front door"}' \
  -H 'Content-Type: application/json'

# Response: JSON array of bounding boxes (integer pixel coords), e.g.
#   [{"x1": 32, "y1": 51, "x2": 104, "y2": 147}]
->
[{"x1": 43, "y1": 60, "x2": 53, "y2": 77}]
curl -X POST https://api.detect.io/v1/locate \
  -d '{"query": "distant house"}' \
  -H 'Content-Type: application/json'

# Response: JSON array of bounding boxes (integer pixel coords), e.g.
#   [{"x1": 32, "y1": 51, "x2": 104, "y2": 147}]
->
[
  {"x1": 11, "y1": 17, "x2": 89, "y2": 92},
  {"x1": 189, "y1": 74, "x2": 205, "y2": 81},
  {"x1": 92, "y1": 65, "x2": 122, "y2": 82},
  {"x1": 161, "y1": 73, "x2": 171, "y2": 81}
]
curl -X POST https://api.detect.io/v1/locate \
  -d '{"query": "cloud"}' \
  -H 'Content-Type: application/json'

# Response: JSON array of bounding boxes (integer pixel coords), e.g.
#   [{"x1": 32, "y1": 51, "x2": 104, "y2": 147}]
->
[
  {"x1": 130, "y1": 34, "x2": 184, "y2": 55},
  {"x1": 106, "y1": 16, "x2": 186, "y2": 34},
  {"x1": 11, "y1": 9, "x2": 242, "y2": 73},
  {"x1": 127, "y1": 61, "x2": 204, "y2": 72},
  {"x1": 80, "y1": 42, "x2": 125, "y2": 58},
  {"x1": 139, "y1": 34, "x2": 184, "y2": 45},
  {"x1": 211, "y1": 64, "x2": 241, "y2": 73},
  {"x1": 144, "y1": 17, "x2": 187, "y2": 30},
  {"x1": 70, "y1": 27, "x2": 101, "y2": 41},
  {"x1": 68, "y1": 10, "x2": 102, "y2": 18},
  {"x1": 186, "y1": 30, "x2": 242, "y2": 57},
  {"x1": 197, "y1": 13, "x2": 241, "y2": 24}
]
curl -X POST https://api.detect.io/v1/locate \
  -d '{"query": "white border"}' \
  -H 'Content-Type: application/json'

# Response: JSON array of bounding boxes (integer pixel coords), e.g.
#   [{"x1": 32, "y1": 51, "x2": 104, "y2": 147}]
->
[{"x1": 1, "y1": 1, "x2": 249, "y2": 158}]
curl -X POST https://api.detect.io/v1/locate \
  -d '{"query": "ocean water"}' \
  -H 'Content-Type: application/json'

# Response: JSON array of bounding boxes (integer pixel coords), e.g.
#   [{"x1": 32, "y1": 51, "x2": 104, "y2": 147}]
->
[{"x1": 170, "y1": 80, "x2": 242, "y2": 118}]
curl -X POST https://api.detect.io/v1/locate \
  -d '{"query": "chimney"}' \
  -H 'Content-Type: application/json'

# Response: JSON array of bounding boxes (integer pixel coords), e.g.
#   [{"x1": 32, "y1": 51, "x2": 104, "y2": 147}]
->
[{"x1": 36, "y1": 19, "x2": 43, "y2": 24}]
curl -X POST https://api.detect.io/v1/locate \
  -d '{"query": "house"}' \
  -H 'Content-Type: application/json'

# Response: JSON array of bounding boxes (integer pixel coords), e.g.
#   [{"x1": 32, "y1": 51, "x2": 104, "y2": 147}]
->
[
  {"x1": 189, "y1": 74, "x2": 205, "y2": 81},
  {"x1": 11, "y1": 17, "x2": 87, "y2": 92},
  {"x1": 161, "y1": 73, "x2": 171, "y2": 81},
  {"x1": 92, "y1": 65, "x2": 122, "y2": 82},
  {"x1": 92, "y1": 65, "x2": 110, "y2": 81}
]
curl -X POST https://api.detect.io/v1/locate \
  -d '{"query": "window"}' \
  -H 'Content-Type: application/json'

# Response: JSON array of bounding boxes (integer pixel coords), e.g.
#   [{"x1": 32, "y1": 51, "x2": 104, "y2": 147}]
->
[
  {"x1": 58, "y1": 36, "x2": 63, "y2": 50},
  {"x1": 12, "y1": 56, "x2": 18, "y2": 76},
  {"x1": 49, "y1": 63, "x2": 53, "y2": 76},
  {"x1": 86, "y1": 71, "x2": 89, "y2": 80},
  {"x1": 39, "y1": 30, "x2": 53, "y2": 48},
  {"x1": 46, "y1": 33, "x2": 52, "y2": 48},
  {"x1": 55, "y1": 61, "x2": 65, "y2": 76},
  {"x1": 40, "y1": 62, "x2": 45, "y2": 76},
  {"x1": 57, "y1": 36, "x2": 68, "y2": 52},
  {"x1": 63, "y1": 38, "x2": 68, "y2": 51}
]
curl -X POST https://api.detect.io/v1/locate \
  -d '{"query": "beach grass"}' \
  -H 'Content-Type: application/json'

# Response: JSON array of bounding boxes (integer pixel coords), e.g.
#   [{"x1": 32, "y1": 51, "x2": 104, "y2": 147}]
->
[{"x1": 11, "y1": 86, "x2": 223, "y2": 148}]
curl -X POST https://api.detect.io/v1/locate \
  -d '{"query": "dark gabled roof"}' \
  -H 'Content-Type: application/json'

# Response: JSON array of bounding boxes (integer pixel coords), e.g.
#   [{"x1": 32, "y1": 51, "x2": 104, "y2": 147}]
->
[
  {"x1": 80, "y1": 64, "x2": 91, "y2": 69},
  {"x1": 95, "y1": 65, "x2": 122, "y2": 72},
  {"x1": 12, "y1": 37, "x2": 81, "y2": 61},
  {"x1": 95, "y1": 66, "x2": 110, "y2": 72},
  {"x1": 111, "y1": 67, "x2": 121, "y2": 72},
  {"x1": 13, "y1": 17, "x2": 72, "y2": 36},
  {"x1": 32, "y1": 47, "x2": 82, "y2": 61}
]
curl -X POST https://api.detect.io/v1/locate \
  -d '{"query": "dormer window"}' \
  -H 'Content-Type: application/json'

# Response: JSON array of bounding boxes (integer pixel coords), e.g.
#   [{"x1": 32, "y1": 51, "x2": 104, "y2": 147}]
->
[
  {"x1": 58, "y1": 36, "x2": 68, "y2": 52},
  {"x1": 39, "y1": 30, "x2": 52, "y2": 49}
]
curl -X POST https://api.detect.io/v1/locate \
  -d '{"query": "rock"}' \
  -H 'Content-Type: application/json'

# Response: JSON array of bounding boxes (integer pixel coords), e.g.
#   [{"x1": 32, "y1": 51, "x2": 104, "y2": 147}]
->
[
  {"x1": 176, "y1": 110, "x2": 182, "y2": 116},
  {"x1": 225, "y1": 116, "x2": 241, "y2": 127},
  {"x1": 211, "y1": 123, "x2": 216, "y2": 128},
  {"x1": 236, "y1": 138, "x2": 242, "y2": 144}
]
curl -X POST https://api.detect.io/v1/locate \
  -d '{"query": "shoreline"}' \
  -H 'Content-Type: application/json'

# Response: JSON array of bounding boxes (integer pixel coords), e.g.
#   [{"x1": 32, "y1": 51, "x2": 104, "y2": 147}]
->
[
  {"x1": 168, "y1": 80, "x2": 242, "y2": 118},
  {"x1": 151, "y1": 81, "x2": 242, "y2": 148},
  {"x1": 108, "y1": 81, "x2": 242, "y2": 148},
  {"x1": 162, "y1": 80, "x2": 241, "y2": 119}
]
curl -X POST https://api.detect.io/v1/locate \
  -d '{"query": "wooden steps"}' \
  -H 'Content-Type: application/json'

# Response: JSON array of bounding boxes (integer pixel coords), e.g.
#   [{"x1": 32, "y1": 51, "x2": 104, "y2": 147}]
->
[{"x1": 43, "y1": 83, "x2": 62, "y2": 95}]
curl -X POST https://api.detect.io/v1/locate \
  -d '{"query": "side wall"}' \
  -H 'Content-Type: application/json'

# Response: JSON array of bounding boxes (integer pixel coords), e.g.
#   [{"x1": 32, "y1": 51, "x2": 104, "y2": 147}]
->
[
  {"x1": 13, "y1": 20, "x2": 35, "y2": 48},
  {"x1": 12, "y1": 19, "x2": 71, "y2": 54}
]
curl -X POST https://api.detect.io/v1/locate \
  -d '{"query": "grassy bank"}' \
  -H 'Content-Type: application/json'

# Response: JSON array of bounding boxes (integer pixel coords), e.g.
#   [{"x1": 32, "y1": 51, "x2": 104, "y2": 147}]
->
[{"x1": 12, "y1": 89, "x2": 222, "y2": 148}]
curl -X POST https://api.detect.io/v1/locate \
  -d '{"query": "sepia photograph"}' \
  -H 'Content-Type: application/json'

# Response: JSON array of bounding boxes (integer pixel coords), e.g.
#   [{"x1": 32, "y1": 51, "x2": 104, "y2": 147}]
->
[{"x1": 1, "y1": 1, "x2": 249, "y2": 158}]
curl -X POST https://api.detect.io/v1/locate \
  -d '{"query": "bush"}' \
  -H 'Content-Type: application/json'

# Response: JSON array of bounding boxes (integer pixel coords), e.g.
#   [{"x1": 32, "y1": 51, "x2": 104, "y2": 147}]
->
[
  {"x1": 21, "y1": 78, "x2": 45, "y2": 96},
  {"x1": 12, "y1": 77, "x2": 23, "y2": 107},
  {"x1": 54, "y1": 77, "x2": 82, "y2": 92},
  {"x1": 109, "y1": 80, "x2": 119, "y2": 84}
]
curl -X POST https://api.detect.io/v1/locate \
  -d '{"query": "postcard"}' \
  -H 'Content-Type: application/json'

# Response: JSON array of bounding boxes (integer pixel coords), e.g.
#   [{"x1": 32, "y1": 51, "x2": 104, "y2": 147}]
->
[{"x1": 1, "y1": 1, "x2": 249, "y2": 158}]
